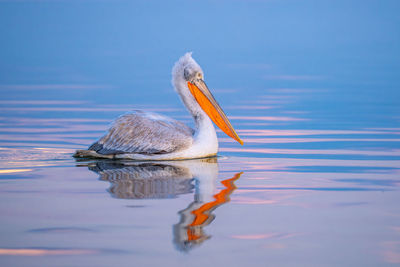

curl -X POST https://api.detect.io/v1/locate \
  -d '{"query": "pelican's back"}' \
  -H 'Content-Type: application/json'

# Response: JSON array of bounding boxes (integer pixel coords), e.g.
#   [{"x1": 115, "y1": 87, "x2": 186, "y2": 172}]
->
[{"x1": 75, "y1": 111, "x2": 194, "y2": 159}]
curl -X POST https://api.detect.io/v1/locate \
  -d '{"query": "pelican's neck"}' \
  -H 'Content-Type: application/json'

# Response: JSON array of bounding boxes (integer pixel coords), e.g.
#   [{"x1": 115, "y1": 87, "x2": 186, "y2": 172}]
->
[
  {"x1": 172, "y1": 79, "x2": 217, "y2": 153},
  {"x1": 171, "y1": 53, "x2": 218, "y2": 152},
  {"x1": 174, "y1": 78, "x2": 214, "y2": 131},
  {"x1": 183, "y1": 94, "x2": 218, "y2": 153}
]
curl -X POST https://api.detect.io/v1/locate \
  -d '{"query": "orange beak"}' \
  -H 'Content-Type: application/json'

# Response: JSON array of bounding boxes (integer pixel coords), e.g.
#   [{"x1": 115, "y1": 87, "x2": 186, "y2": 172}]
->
[{"x1": 187, "y1": 80, "x2": 243, "y2": 145}]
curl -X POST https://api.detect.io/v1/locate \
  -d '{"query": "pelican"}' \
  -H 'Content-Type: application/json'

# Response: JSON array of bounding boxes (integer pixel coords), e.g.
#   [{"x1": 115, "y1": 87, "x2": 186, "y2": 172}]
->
[{"x1": 74, "y1": 53, "x2": 243, "y2": 160}]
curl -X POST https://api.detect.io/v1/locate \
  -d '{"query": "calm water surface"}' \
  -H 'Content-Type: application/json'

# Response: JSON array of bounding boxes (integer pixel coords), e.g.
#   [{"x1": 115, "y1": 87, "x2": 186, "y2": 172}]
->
[
  {"x1": 1, "y1": 85, "x2": 399, "y2": 266},
  {"x1": 1, "y1": 1, "x2": 400, "y2": 266}
]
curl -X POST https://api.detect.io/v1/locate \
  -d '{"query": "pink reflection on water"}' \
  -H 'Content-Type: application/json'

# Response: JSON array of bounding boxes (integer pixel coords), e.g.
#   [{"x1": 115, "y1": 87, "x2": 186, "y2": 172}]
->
[
  {"x1": 234, "y1": 105, "x2": 274, "y2": 110},
  {"x1": 0, "y1": 136, "x2": 97, "y2": 145},
  {"x1": 233, "y1": 196, "x2": 278, "y2": 205},
  {"x1": 0, "y1": 117, "x2": 110, "y2": 124},
  {"x1": 0, "y1": 128, "x2": 107, "y2": 134},
  {"x1": 219, "y1": 137, "x2": 400, "y2": 144},
  {"x1": 237, "y1": 122, "x2": 274, "y2": 126},
  {"x1": 0, "y1": 248, "x2": 99, "y2": 256},
  {"x1": 0, "y1": 143, "x2": 79, "y2": 149},
  {"x1": 0, "y1": 147, "x2": 74, "y2": 168},
  {"x1": 237, "y1": 129, "x2": 396, "y2": 136},
  {"x1": 0, "y1": 84, "x2": 112, "y2": 90},
  {"x1": 231, "y1": 116, "x2": 307, "y2": 122},
  {"x1": 0, "y1": 100, "x2": 89, "y2": 105},
  {"x1": 0, "y1": 169, "x2": 33, "y2": 174},
  {"x1": 367, "y1": 128, "x2": 400, "y2": 131},
  {"x1": 221, "y1": 147, "x2": 400, "y2": 156},
  {"x1": 382, "y1": 241, "x2": 400, "y2": 263},
  {"x1": 1, "y1": 107, "x2": 179, "y2": 112},
  {"x1": 267, "y1": 88, "x2": 323, "y2": 93},
  {"x1": 219, "y1": 157, "x2": 400, "y2": 172},
  {"x1": 232, "y1": 232, "x2": 300, "y2": 240}
]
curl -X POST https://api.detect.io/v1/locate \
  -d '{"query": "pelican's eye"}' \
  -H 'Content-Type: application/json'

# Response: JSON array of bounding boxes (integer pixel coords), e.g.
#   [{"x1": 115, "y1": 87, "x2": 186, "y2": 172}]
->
[
  {"x1": 184, "y1": 68, "x2": 190, "y2": 81},
  {"x1": 196, "y1": 72, "x2": 203, "y2": 80}
]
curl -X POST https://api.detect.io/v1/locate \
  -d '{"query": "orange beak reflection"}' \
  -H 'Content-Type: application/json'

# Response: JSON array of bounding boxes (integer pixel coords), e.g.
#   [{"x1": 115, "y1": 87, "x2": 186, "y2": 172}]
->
[{"x1": 188, "y1": 81, "x2": 243, "y2": 145}]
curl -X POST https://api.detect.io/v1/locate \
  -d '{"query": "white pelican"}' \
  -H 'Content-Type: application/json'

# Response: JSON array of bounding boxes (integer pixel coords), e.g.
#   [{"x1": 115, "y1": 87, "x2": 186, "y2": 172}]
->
[{"x1": 74, "y1": 52, "x2": 243, "y2": 160}]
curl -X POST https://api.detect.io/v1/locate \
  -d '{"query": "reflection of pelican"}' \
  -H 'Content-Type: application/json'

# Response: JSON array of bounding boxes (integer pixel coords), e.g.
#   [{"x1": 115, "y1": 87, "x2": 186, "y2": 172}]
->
[
  {"x1": 85, "y1": 158, "x2": 218, "y2": 199},
  {"x1": 88, "y1": 161, "x2": 195, "y2": 199},
  {"x1": 83, "y1": 158, "x2": 218, "y2": 199},
  {"x1": 74, "y1": 53, "x2": 242, "y2": 160},
  {"x1": 173, "y1": 172, "x2": 242, "y2": 252},
  {"x1": 78, "y1": 158, "x2": 242, "y2": 251}
]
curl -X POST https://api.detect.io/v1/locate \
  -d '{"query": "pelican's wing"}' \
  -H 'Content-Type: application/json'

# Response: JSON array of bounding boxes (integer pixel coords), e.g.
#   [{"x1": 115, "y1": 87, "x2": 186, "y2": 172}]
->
[{"x1": 89, "y1": 111, "x2": 194, "y2": 155}]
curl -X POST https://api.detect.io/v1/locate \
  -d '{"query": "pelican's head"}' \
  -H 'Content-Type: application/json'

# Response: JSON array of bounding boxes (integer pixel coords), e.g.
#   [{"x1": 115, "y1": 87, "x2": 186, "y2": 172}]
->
[
  {"x1": 172, "y1": 53, "x2": 243, "y2": 145},
  {"x1": 172, "y1": 52, "x2": 204, "y2": 86}
]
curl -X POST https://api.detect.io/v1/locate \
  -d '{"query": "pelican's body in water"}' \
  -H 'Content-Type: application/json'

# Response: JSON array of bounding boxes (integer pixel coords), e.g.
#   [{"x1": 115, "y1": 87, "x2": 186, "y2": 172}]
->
[{"x1": 74, "y1": 53, "x2": 242, "y2": 160}]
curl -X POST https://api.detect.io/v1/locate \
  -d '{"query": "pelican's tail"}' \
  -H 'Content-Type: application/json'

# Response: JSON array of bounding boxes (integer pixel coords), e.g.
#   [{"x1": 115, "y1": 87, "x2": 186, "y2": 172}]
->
[{"x1": 73, "y1": 149, "x2": 113, "y2": 159}]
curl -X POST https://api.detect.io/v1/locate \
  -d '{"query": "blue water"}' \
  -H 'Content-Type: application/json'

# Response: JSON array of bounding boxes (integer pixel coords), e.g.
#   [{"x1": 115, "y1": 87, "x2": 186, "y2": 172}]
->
[{"x1": 1, "y1": 1, "x2": 400, "y2": 266}]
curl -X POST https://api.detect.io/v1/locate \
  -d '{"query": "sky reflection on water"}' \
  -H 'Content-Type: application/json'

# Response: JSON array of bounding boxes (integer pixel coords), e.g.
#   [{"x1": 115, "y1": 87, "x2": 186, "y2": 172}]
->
[
  {"x1": 0, "y1": 93, "x2": 399, "y2": 266},
  {"x1": 1, "y1": 0, "x2": 400, "y2": 266}
]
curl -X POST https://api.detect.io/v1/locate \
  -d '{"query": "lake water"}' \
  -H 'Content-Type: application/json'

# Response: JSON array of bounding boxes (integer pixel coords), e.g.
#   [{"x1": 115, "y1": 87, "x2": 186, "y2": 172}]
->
[{"x1": 1, "y1": 1, "x2": 400, "y2": 266}]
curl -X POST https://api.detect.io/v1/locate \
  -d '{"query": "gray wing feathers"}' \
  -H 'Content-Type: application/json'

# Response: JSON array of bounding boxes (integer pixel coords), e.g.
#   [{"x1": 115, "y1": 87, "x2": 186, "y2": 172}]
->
[{"x1": 89, "y1": 111, "x2": 194, "y2": 155}]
